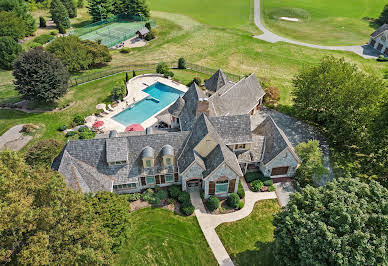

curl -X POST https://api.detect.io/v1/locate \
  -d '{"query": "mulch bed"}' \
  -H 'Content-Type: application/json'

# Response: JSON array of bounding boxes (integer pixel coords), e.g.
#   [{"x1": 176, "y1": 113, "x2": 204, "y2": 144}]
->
[{"x1": 202, "y1": 197, "x2": 245, "y2": 214}]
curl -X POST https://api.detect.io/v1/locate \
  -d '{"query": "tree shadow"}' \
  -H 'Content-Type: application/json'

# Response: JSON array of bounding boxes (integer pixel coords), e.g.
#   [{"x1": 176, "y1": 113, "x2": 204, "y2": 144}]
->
[{"x1": 230, "y1": 241, "x2": 277, "y2": 266}]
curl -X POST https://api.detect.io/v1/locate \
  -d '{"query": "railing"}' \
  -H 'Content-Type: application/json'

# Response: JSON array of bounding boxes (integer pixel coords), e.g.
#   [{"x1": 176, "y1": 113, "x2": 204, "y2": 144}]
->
[{"x1": 68, "y1": 61, "x2": 243, "y2": 87}]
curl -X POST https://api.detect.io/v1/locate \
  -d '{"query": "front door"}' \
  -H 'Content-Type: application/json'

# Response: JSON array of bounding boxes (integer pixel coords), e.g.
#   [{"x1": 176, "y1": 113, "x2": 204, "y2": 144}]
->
[{"x1": 186, "y1": 179, "x2": 202, "y2": 192}]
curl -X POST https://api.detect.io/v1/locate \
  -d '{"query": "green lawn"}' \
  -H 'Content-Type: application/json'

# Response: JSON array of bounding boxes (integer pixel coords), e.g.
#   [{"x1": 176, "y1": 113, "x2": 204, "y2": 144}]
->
[
  {"x1": 116, "y1": 208, "x2": 217, "y2": 266},
  {"x1": 262, "y1": 0, "x2": 386, "y2": 45},
  {"x1": 216, "y1": 199, "x2": 281, "y2": 266}
]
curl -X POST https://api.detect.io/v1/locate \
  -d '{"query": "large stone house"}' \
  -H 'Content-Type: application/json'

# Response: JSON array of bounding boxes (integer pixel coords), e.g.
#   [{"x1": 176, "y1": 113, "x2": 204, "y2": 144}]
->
[
  {"x1": 52, "y1": 69, "x2": 300, "y2": 198},
  {"x1": 369, "y1": 24, "x2": 388, "y2": 56}
]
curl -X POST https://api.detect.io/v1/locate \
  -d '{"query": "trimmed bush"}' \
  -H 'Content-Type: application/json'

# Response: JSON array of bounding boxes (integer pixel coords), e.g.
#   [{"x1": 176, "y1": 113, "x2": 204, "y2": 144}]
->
[
  {"x1": 268, "y1": 184, "x2": 276, "y2": 192},
  {"x1": 0, "y1": 36, "x2": 22, "y2": 70},
  {"x1": 141, "y1": 188, "x2": 154, "y2": 202},
  {"x1": 149, "y1": 196, "x2": 160, "y2": 205},
  {"x1": 263, "y1": 179, "x2": 273, "y2": 186},
  {"x1": 155, "y1": 189, "x2": 168, "y2": 201},
  {"x1": 206, "y1": 196, "x2": 220, "y2": 212},
  {"x1": 237, "y1": 180, "x2": 245, "y2": 199},
  {"x1": 178, "y1": 57, "x2": 186, "y2": 69},
  {"x1": 78, "y1": 126, "x2": 88, "y2": 132},
  {"x1": 178, "y1": 191, "x2": 190, "y2": 203},
  {"x1": 168, "y1": 185, "x2": 181, "y2": 199},
  {"x1": 127, "y1": 193, "x2": 140, "y2": 202},
  {"x1": 163, "y1": 71, "x2": 174, "y2": 78},
  {"x1": 227, "y1": 193, "x2": 240, "y2": 208},
  {"x1": 65, "y1": 131, "x2": 76, "y2": 137},
  {"x1": 245, "y1": 171, "x2": 264, "y2": 183},
  {"x1": 58, "y1": 125, "x2": 67, "y2": 131},
  {"x1": 73, "y1": 115, "x2": 84, "y2": 125},
  {"x1": 120, "y1": 47, "x2": 131, "y2": 54},
  {"x1": 78, "y1": 129, "x2": 96, "y2": 139},
  {"x1": 156, "y1": 62, "x2": 169, "y2": 74},
  {"x1": 145, "y1": 22, "x2": 151, "y2": 30},
  {"x1": 145, "y1": 31, "x2": 155, "y2": 41},
  {"x1": 39, "y1": 16, "x2": 46, "y2": 28},
  {"x1": 180, "y1": 202, "x2": 194, "y2": 216},
  {"x1": 132, "y1": 70, "x2": 136, "y2": 77},
  {"x1": 250, "y1": 180, "x2": 263, "y2": 192},
  {"x1": 238, "y1": 201, "x2": 244, "y2": 210}
]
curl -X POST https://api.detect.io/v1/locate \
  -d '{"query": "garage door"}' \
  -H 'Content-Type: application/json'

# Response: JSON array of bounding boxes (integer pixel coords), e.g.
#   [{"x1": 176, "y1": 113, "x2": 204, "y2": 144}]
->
[{"x1": 271, "y1": 167, "x2": 289, "y2": 176}]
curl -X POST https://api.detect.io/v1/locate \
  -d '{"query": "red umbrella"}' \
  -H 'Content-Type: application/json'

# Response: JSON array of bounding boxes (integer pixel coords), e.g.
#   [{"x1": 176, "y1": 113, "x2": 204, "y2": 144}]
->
[
  {"x1": 93, "y1": 121, "x2": 104, "y2": 128},
  {"x1": 125, "y1": 124, "x2": 144, "y2": 132}
]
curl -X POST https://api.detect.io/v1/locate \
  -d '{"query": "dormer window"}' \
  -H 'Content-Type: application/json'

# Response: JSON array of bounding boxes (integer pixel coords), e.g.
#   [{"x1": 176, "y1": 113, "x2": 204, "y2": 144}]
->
[
  {"x1": 161, "y1": 144, "x2": 174, "y2": 168},
  {"x1": 145, "y1": 159, "x2": 152, "y2": 168},
  {"x1": 142, "y1": 146, "x2": 155, "y2": 169},
  {"x1": 165, "y1": 157, "x2": 171, "y2": 166}
]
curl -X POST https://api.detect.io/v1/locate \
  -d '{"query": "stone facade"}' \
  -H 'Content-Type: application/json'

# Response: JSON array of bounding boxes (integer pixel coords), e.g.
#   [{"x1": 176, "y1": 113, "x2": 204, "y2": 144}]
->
[
  {"x1": 369, "y1": 34, "x2": 388, "y2": 55},
  {"x1": 260, "y1": 148, "x2": 299, "y2": 178},
  {"x1": 204, "y1": 163, "x2": 239, "y2": 199},
  {"x1": 181, "y1": 162, "x2": 204, "y2": 191}
]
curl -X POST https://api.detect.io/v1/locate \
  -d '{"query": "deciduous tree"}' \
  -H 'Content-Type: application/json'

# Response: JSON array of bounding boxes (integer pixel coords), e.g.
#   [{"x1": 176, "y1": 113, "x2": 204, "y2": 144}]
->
[
  {"x1": 13, "y1": 47, "x2": 69, "y2": 103},
  {"x1": 273, "y1": 177, "x2": 388, "y2": 265},
  {"x1": 0, "y1": 0, "x2": 36, "y2": 36},
  {"x1": 0, "y1": 36, "x2": 22, "y2": 70}
]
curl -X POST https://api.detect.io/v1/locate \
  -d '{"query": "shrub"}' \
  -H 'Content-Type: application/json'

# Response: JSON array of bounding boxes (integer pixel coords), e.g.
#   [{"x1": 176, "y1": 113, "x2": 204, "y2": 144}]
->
[
  {"x1": 39, "y1": 16, "x2": 46, "y2": 27},
  {"x1": 155, "y1": 189, "x2": 168, "y2": 201},
  {"x1": 167, "y1": 198, "x2": 174, "y2": 205},
  {"x1": 13, "y1": 47, "x2": 69, "y2": 103},
  {"x1": 377, "y1": 55, "x2": 388, "y2": 62},
  {"x1": 0, "y1": 11, "x2": 27, "y2": 41},
  {"x1": 33, "y1": 34, "x2": 54, "y2": 45},
  {"x1": 200, "y1": 191, "x2": 205, "y2": 199},
  {"x1": 227, "y1": 193, "x2": 240, "y2": 208},
  {"x1": 58, "y1": 24, "x2": 66, "y2": 34},
  {"x1": 65, "y1": 131, "x2": 76, "y2": 137},
  {"x1": 149, "y1": 196, "x2": 160, "y2": 205},
  {"x1": 58, "y1": 125, "x2": 67, "y2": 131},
  {"x1": 0, "y1": 36, "x2": 22, "y2": 70},
  {"x1": 156, "y1": 62, "x2": 169, "y2": 74},
  {"x1": 268, "y1": 184, "x2": 276, "y2": 192},
  {"x1": 145, "y1": 31, "x2": 155, "y2": 41},
  {"x1": 206, "y1": 196, "x2": 220, "y2": 212},
  {"x1": 193, "y1": 77, "x2": 201, "y2": 85},
  {"x1": 132, "y1": 70, "x2": 136, "y2": 77},
  {"x1": 141, "y1": 188, "x2": 154, "y2": 202},
  {"x1": 263, "y1": 179, "x2": 273, "y2": 186},
  {"x1": 237, "y1": 180, "x2": 245, "y2": 199},
  {"x1": 29, "y1": 42, "x2": 42, "y2": 49},
  {"x1": 245, "y1": 171, "x2": 264, "y2": 183},
  {"x1": 250, "y1": 180, "x2": 263, "y2": 192},
  {"x1": 78, "y1": 126, "x2": 88, "y2": 132},
  {"x1": 79, "y1": 129, "x2": 96, "y2": 139},
  {"x1": 180, "y1": 202, "x2": 194, "y2": 216},
  {"x1": 178, "y1": 191, "x2": 190, "y2": 203},
  {"x1": 120, "y1": 47, "x2": 131, "y2": 54},
  {"x1": 178, "y1": 57, "x2": 186, "y2": 69},
  {"x1": 73, "y1": 115, "x2": 84, "y2": 125},
  {"x1": 127, "y1": 193, "x2": 140, "y2": 202},
  {"x1": 25, "y1": 139, "x2": 63, "y2": 167},
  {"x1": 110, "y1": 86, "x2": 126, "y2": 101},
  {"x1": 163, "y1": 71, "x2": 174, "y2": 78},
  {"x1": 145, "y1": 22, "x2": 151, "y2": 30},
  {"x1": 168, "y1": 185, "x2": 181, "y2": 199},
  {"x1": 238, "y1": 201, "x2": 244, "y2": 209},
  {"x1": 50, "y1": 30, "x2": 58, "y2": 36}
]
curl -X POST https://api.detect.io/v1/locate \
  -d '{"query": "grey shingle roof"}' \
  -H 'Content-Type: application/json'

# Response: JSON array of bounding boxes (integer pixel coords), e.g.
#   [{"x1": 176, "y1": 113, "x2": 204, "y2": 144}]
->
[
  {"x1": 179, "y1": 83, "x2": 206, "y2": 131},
  {"x1": 371, "y1": 24, "x2": 388, "y2": 38},
  {"x1": 137, "y1": 27, "x2": 150, "y2": 36},
  {"x1": 162, "y1": 144, "x2": 174, "y2": 156},
  {"x1": 167, "y1": 96, "x2": 185, "y2": 116},
  {"x1": 209, "y1": 73, "x2": 265, "y2": 116},
  {"x1": 236, "y1": 135, "x2": 265, "y2": 163},
  {"x1": 252, "y1": 116, "x2": 299, "y2": 165},
  {"x1": 202, "y1": 144, "x2": 243, "y2": 177},
  {"x1": 142, "y1": 146, "x2": 154, "y2": 158},
  {"x1": 106, "y1": 138, "x2": 128, "y2": 163},
  {"x1": 205, "y1": 69, "x2": 231, "y2": 92},
  {"x1": 208, "y1": 115, "x2": 252, "y2": 144}
]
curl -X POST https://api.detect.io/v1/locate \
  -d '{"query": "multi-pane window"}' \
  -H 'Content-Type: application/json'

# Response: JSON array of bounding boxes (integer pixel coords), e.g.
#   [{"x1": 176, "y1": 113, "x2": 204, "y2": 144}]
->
[
  {"x1": 113, "y1": 183, "x2": 137, "y2": 190},
  {"x1": 146, "y1": 176, "x2": 155, "y2": 185},
  {"x1": 215, "y1": 180, "x2": 229, "y2": 193},
  {"x1": 145, "y1": 160, "x2": 152, "y2": 168},
  {"x1": 165, "y1": 157, "x2": 171, "y2": 166},
  {"x1": 235, "y1": 144, "x2": 246, "y2": 150},
  {"x1": 165, "y1": 174, "x2": 174, "y2": 183}
]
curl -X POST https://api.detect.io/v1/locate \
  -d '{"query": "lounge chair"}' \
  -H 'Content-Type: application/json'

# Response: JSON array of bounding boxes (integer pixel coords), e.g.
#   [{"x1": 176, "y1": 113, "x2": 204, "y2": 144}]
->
[
  {"x1": 103, "y1": 107, "x2": 110, "y2": 114},
  {"x1": 108, "y1": 104, "x2": 114, "y2": 111}
]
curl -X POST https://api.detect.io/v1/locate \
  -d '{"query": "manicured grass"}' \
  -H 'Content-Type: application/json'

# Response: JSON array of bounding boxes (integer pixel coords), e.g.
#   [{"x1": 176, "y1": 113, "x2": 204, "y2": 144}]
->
[
  {"x1": 216, "y1": 199, "x2": 281, "y2": 266},
  {"x1": 262, "y1": 0, "x2": 386, "y2": 45},
  {"x1": 116, "y1": 208, "x2": 217, "y2": 266}
]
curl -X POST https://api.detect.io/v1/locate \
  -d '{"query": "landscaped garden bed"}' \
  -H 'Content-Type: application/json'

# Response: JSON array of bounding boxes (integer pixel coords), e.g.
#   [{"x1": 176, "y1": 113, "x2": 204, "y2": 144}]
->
[{"x1": 245, "y1": 171, "x2": 276, "y2": 192}]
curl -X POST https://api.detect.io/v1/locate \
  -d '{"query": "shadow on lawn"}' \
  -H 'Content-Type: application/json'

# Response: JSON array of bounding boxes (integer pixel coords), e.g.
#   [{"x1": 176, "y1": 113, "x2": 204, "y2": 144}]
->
[{"x1": 231, "y1": 241, "x2": 276, "y2": 266}]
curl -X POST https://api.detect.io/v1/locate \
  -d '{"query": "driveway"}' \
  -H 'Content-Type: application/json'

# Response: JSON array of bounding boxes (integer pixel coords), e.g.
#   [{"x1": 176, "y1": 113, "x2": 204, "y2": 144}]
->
[
  {"x1": 252, "y1": 108, "x2": 333, "y2": 186},
  {"x1": 190, "y1": 178, "x2": 277, "y2": 266},
  {"x1": 252, "y1": 0, "x2": 381, "y2": 59}
]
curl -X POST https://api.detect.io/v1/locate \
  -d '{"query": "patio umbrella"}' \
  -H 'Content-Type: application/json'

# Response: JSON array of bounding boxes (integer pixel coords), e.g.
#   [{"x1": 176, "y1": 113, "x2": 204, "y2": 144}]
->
[
  {"x1": 125, "y1": 124, "x2": 144, "y2": 132},
  {"x1": 93, "y1": 121, "x2": 104, "y2": 128}
]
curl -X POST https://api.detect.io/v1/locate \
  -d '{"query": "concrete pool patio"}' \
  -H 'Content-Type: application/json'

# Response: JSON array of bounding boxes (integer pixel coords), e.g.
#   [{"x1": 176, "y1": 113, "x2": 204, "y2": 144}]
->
[{"x1": 87, "y1": 74, "x2": 188, "y2": 132}]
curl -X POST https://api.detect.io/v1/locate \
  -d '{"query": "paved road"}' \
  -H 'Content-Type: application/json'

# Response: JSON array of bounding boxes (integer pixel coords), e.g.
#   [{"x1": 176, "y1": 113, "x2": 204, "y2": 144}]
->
[
  {"x1": 190, "y1": 178, "x2": 277, "y2": 266},
  {"x1": 252, "y1": 0, "x2": 380, "y2": 59}
]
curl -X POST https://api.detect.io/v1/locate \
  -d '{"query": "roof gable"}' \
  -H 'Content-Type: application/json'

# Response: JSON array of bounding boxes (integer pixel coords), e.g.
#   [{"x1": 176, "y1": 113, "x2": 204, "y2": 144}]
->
[
  {"x1": 205, "y1": 69, "x2": 231, "y2": 92},
  {"x1": 371, "y1": 24, "x2": 388, "y2": 38}
]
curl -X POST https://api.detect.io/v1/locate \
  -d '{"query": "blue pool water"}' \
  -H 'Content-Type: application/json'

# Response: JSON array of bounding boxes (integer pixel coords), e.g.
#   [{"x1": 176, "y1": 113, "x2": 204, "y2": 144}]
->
[{"x1": 112, "y1": 82, "x2": 184, "y2": 126}]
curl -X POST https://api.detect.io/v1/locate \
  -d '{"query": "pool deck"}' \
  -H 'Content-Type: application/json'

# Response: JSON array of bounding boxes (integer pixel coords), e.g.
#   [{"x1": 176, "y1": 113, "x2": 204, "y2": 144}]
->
[{"x1": 91, "y1": 74, "x2": 187, "y2": 132}]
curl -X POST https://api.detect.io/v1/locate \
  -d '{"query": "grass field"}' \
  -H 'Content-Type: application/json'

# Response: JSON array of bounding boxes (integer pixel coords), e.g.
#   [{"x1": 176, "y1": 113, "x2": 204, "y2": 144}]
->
[
  {"x1": 116, "y1": 208, "x2": 217, "y2": 266},
  {"x1": 262, "y1": 0, "x2": 386, "y2": 45},
  {"x1": 216, "y1": 199, "x2": 281, "y2": 265}
]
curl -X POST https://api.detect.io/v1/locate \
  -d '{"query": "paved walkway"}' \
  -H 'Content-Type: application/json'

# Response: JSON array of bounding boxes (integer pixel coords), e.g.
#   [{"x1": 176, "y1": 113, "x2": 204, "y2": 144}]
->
[
  {"x1": 252, "y1": 0, "x2": 380, "y2": 59},
  {"x1": 0, "y1": 124, "x2": 33, "y2": 151},
  {"x1": 275, "y1": 181, "x2": 295, "y2": 207},
  {"x1": 190, "y1": 178, "x2": 277, "y2": 266}
]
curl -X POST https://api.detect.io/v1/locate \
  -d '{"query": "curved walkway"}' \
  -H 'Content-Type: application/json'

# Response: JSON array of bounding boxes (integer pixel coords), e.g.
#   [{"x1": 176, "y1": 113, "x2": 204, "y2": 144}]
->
[
  {"x1": 252, "y1": 0, "x2": 380, "y2": 59},
  {"x1": 190, "y1": 178, "x2": 277, "y2": 266}
]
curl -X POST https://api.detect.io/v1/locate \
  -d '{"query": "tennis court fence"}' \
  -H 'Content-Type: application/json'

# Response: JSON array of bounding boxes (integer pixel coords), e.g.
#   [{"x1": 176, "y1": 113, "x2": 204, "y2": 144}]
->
[{"x1": 68, "y1": 62, "x2": 243, "y2": 87}]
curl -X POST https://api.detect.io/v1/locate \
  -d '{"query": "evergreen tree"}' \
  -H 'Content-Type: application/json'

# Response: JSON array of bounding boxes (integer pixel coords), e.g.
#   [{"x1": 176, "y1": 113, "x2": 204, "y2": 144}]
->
[
  {"x1": 50, "y1": 0, "x2": 70, "y2": 29},
  {"x1": 0, "y1": 0, "x2": 36, "y2": 36},
  {"x1": 376, "y1": 3, "x2": 388, "y2": 26},
  {"x1": 61, "y1": 0, "x2": 77, "y2": 18},
  {"x1": 117, "y1": 0, "x2": 150, "y2": 18},
  {"x1": 87, "y1": 0, "x2": 114, "y2": 22},
  {"x1": 77, "y1": 0, "x2": 85, "y2": 8},
  {"x1": 0, "y1": 11, "x2": 26, "y2": 40},
  {"x1": 39, "y1": 16, "x2": 46, "y2": 27},
  {"x1": 13, "y1": 47, "x2": 69, "y2": 103},
  {"x1": 0, "y1": 36, "x2": 22, "y2": 70}
]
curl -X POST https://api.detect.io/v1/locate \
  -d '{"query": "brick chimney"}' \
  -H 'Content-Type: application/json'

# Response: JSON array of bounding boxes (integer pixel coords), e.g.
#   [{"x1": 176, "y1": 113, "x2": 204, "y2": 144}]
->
[{"x1": 196, "y1": 98, "x2": 209, "y2": 117}]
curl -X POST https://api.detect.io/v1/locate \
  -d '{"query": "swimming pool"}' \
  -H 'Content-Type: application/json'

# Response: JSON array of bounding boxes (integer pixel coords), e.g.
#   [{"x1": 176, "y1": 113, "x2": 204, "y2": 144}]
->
[{"x1": 112, "y1": 82, "x2": 184, "y2": 126}]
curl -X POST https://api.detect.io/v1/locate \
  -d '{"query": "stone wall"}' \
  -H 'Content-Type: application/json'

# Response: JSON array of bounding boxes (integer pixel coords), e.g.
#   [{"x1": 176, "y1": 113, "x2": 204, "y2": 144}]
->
[{"x1": 260, "y1": 148, "x2": 299, "y2": 178}]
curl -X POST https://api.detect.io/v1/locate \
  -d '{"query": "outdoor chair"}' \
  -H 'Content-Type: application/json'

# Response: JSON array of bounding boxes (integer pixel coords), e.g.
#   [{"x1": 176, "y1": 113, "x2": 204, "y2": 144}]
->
[{"x1": 108, "y1": 104, "x2": 114, "y2": 111}]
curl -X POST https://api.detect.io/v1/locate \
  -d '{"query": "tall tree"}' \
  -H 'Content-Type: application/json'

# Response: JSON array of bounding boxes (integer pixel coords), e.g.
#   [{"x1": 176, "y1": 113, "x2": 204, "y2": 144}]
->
[
  {"x1": 50, "y1": 0, "x2": 70, "y2": 29},
  {"x1": 0, "y1": 151, "x2": 114, "y2": 264},
  {"x1": 61, "y1": 0, "x2": 77, "y2": 18},
  {"x1": 0, "y1": 11, "x2": 26, "y2": 40},
  {"x1": 118, "y1": 0, "x2": 150, "y2": 17},
  {"x1": 376, "y1": 3, "x2": 388, "y2": 26},
  {"x1": 273, "y1": 177, "x2": 388, "y2": 265},
  {"x1": 0, "y1": 0, "x2": 36, "y2": 36},
  {"x1": 13, "y1": 47, "x2": 69, "y2": 103},
  {"x1": 0, "y1": 36, "x2": 22, "y2": 70},
  {"x1": 87, "y1": 0, "x2": 114, "y2": 22}
]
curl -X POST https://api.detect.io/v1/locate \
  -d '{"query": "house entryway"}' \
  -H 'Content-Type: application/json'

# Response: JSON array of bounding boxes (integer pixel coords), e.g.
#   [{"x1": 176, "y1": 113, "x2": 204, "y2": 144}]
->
[{"x1": 186, "y1": 178, "x2": 202, "y2": 192}]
